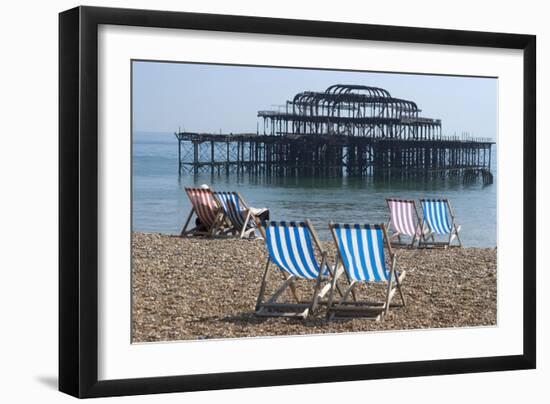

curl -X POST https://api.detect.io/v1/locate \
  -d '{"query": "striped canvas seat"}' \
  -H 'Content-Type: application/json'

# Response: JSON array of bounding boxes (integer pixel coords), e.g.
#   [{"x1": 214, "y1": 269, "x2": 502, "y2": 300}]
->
[
  {"x1": 327, "y1": 222, "x2": 406, "y2": 321},
  {"x1": 421, "y1": 199, "x2": 452, "y2": 234},
  {"x1": 387, "y1": 199, "x2": 420, "y2": 237},
  {"x1": 255, "y1": 220, "x2": 338, "y2": 319},
  {"x1": 419, "y1": 199, "x2": 462, "y2": 248},
  {"x1": 185, "y1": 187, "x2": 220, "y2": 227},
  {"x1": 180, "y1": 187, "x2": 225, "y2": 237},
  {"x1": 331, "y1": 224, "x2": 389, "y2": 282},
  {"x1": 264, "y1": 221, "x2": 321, "y2": 279},
  {"x1": 214, "y1": 191, "x2": 255, "y2": 231}
]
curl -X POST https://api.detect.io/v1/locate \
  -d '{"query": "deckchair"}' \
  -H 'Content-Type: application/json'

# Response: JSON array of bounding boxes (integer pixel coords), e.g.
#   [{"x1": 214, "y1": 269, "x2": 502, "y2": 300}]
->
[
  {"x1": 327, "y1": 223, "x2": 406, "y2": 321},
  {"x1": 386, "y1": 198, "x2": 432, "y2": 248},
  {"x1": 213, "y1": 191, "x2": 258, "y2": 238},
  {"x1": 418, "y1": 199, "x2": 462, "y2": 248},
  {"x1": 180, "y1": 187, "x2": 226, "y2": 237},
  {"x1": 255, "y1": 220, "x2": 343, "y2": 319}
]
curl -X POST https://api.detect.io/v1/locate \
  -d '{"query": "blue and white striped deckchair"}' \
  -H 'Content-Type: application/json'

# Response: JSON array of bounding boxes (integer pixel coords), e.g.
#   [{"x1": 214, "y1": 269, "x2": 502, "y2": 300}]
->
[
  {"x1": 213, "y1": 191, "x2": 257, "y2": 238},
  {"x1": 255, "y1": 220, "x2": 342, "y2": 318},
  {"x1": 327, "y1": 223, "x2": 406, "y2": 321},
  {"x1": 419, "y1": 199, "x2": 462, "y2": 248}
]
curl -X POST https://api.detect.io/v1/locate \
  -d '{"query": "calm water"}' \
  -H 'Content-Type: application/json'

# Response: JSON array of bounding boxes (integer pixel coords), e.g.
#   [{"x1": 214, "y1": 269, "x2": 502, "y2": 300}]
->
[{"x1": 132, "y1": 132, "x2": 497, "y2": 247}]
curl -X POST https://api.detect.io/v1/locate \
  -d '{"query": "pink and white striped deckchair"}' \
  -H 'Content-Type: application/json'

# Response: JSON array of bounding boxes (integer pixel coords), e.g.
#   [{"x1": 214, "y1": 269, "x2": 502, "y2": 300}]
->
[
  {"x1": 180, "y1": 187, "x2": 225, "y2": 237},
  {"x1": 385, "y1": 198, "x2": 430, "y2": 247}
]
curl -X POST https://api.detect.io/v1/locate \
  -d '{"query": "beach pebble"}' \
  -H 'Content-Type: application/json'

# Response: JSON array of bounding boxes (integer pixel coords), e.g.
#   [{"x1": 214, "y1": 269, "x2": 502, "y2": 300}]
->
[{"x1": 132, "y1": 232, "x2": 497, "y2": 342}]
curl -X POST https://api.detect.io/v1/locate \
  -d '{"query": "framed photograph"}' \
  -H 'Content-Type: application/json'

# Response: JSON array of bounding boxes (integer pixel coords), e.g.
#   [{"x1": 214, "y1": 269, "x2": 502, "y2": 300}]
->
[{"x1": 59, "y1": 6, "x2": 536, "y2": 398}]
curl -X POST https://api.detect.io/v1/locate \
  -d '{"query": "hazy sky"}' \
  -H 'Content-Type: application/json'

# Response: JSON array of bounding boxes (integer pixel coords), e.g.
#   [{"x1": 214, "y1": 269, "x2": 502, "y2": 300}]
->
[{"x1": 132, "y1": 60, "x2": 497, "y2": 140}]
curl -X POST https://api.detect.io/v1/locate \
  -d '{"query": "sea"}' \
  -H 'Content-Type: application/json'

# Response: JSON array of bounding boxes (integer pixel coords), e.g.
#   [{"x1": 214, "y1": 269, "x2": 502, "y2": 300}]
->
[{"x1": 132, "y1": 132, "x2": 497, "y2": 247}]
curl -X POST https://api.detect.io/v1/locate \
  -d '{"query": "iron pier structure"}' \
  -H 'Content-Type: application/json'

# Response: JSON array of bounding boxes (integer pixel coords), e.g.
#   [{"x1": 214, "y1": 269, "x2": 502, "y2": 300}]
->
[{"x1": 175, "y1": 84, "x2": 494, "y2": 183}]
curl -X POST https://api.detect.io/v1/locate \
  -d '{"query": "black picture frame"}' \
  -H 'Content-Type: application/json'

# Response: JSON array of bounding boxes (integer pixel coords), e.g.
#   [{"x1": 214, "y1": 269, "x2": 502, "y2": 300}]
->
[{"x1": 59, "y1": 5, "x2": 536, "y2": 398}]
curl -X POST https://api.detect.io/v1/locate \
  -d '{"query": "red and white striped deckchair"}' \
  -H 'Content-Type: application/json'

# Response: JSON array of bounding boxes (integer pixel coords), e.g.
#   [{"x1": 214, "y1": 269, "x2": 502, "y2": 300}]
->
[
  {"x1": 180, "y1": 187, "x2": 225, "y2": 237},
  {"x1": 385, "y1": 198, "x2": 431, "y2": 248}
]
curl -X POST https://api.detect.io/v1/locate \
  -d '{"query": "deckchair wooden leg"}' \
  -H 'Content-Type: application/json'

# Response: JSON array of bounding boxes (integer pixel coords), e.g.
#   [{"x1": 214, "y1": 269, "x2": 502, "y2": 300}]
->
[
  {"x1": 325, "y1": 264, "x2": 345, "y2": 319},
  {"x1": 266, "y1": 276, "x2": 296, "y2": 304},
  {"x1": 410, "y1": 231, "x2": 419, "y2": 248},
  {"x1": 324, "y1": 255, "x2": 345, "y2": 299},
  {"x1": 390, "y1": 256, "x2": 406, "y2": 307},
  {"x1": 310, "y1": 280, "x2": 322, "y2": 315},
  {"x1": 326, "y1": 265, "x2": 341, "y2": 318},
  {"x1": 328, "y1": 255, "x2": 353, "y2": 301},
  {"x1": 255, "y1": 259, "x2": 271, "y2": 311},
  {"x1": 395, "y1": 270, "x2": 406, "y2": 307},
  {"x1": 333, "y1": 267, "x2": 345, "y2": 298},
  {"x1": 257, "y1": 277, "x2": 307, "y2": 317},
  {"x1": 418, "y1": 231, "x2": 426, "y2": 247},
  {"x1": 446, "y1": 230, "x2": 454, "y2": 249},
  {"x1": 276, "y1": 268, "x2": 300, "y2": 303},
  {"x1": 180, "y1": 209, "x2": 195, "y2": 236},
  {"x1": 210, "y1": 212, "x2": 227, "y2": 237},
  {"x1": 206, "y1": 216, "x2": 217, "y2": 238},
  {"x1": 454, "y1": 227, "x2": 463, "y2": 247},
  {"x1": 327, "y1": 281, "x2": 356, "y2": 321},
  {"x1": 350, "y1": 284, "x2": 358, "y2": 302},
  {"x1": 384, "y1": 267, "x2": 395, "y2": 317},
  {"x1": 256, "y1": 258, "x2": 309, "y2": 317},
  {"x1": 310, "y1": 254, "x2": 328, "y2": 315},
  {"x1": 240, "y1": 210, "x2": 253, "y2": 239},
  {"x1": 288, "y1": 279, "x2": 300, "y2": 303},
  {"x1": 341, "y1": 282, "x2": 357, "y2": 303}
]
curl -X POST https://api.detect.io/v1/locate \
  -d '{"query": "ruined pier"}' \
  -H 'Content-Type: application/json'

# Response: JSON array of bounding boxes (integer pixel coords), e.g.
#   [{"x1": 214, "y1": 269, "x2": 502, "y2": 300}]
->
[{"x1": 175, "y1": 84, "x2": 494, "y2": 183}]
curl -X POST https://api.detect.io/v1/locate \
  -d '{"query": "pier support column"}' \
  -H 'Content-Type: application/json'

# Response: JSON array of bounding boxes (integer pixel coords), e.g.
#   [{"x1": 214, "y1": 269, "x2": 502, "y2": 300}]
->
[{"x1": 193, "y1": 142, "x2": 199, "y2": 176}]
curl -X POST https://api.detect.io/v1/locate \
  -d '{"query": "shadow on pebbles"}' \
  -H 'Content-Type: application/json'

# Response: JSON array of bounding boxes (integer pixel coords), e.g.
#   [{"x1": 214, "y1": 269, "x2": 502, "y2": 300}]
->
[{"x1": 132, "y1": 232, "x2": 496, "y2": 342}]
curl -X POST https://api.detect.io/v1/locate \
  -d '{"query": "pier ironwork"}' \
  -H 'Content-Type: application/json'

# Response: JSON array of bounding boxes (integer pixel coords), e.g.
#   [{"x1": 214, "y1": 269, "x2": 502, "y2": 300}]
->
[{"x1": 175, "y1": 84, "x2": 494, "y2": 183}]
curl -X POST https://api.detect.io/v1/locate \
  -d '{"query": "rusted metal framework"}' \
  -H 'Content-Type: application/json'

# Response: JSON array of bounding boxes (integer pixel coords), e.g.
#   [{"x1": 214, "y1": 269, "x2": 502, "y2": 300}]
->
[
  {"x1": 258, "y1": 84, "x2": 442, "y2": 140},
  {"x1": 175, "y1": 84, "x2": 494, "y2": 183}
]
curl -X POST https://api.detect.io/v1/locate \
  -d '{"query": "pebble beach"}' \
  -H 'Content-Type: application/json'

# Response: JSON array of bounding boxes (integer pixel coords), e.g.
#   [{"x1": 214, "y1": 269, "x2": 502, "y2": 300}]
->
[{"x1": 132, "y1": 232, "x2": 497, "y2": 343}]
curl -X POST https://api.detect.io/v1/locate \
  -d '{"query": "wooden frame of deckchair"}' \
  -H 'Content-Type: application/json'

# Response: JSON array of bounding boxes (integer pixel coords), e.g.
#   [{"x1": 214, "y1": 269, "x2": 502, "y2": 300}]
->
[
  {"x1": 180, "y1": 187, "x2": 228, "y2": 237},
  {"x1": 385, "y1": 198, "x2": 432, "y2": 248},
  {"x1": 418, "y1": 198, "x2": 462, "y2": 249},
  {"x1": 326, "y1": 223, "x2": 406, "y2": 321},
  {"x1": 213, "y1": 191, "x2": 258, "y2": 239},
  {"x1": 254, "y1": 220, "x2": 344, "y2": 319}
]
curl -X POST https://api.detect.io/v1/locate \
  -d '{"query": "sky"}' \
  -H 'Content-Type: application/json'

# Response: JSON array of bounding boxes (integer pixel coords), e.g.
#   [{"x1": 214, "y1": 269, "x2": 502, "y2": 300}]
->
[{"x1": 132, "y1": 60, "x2": 497, "y2": 140}]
